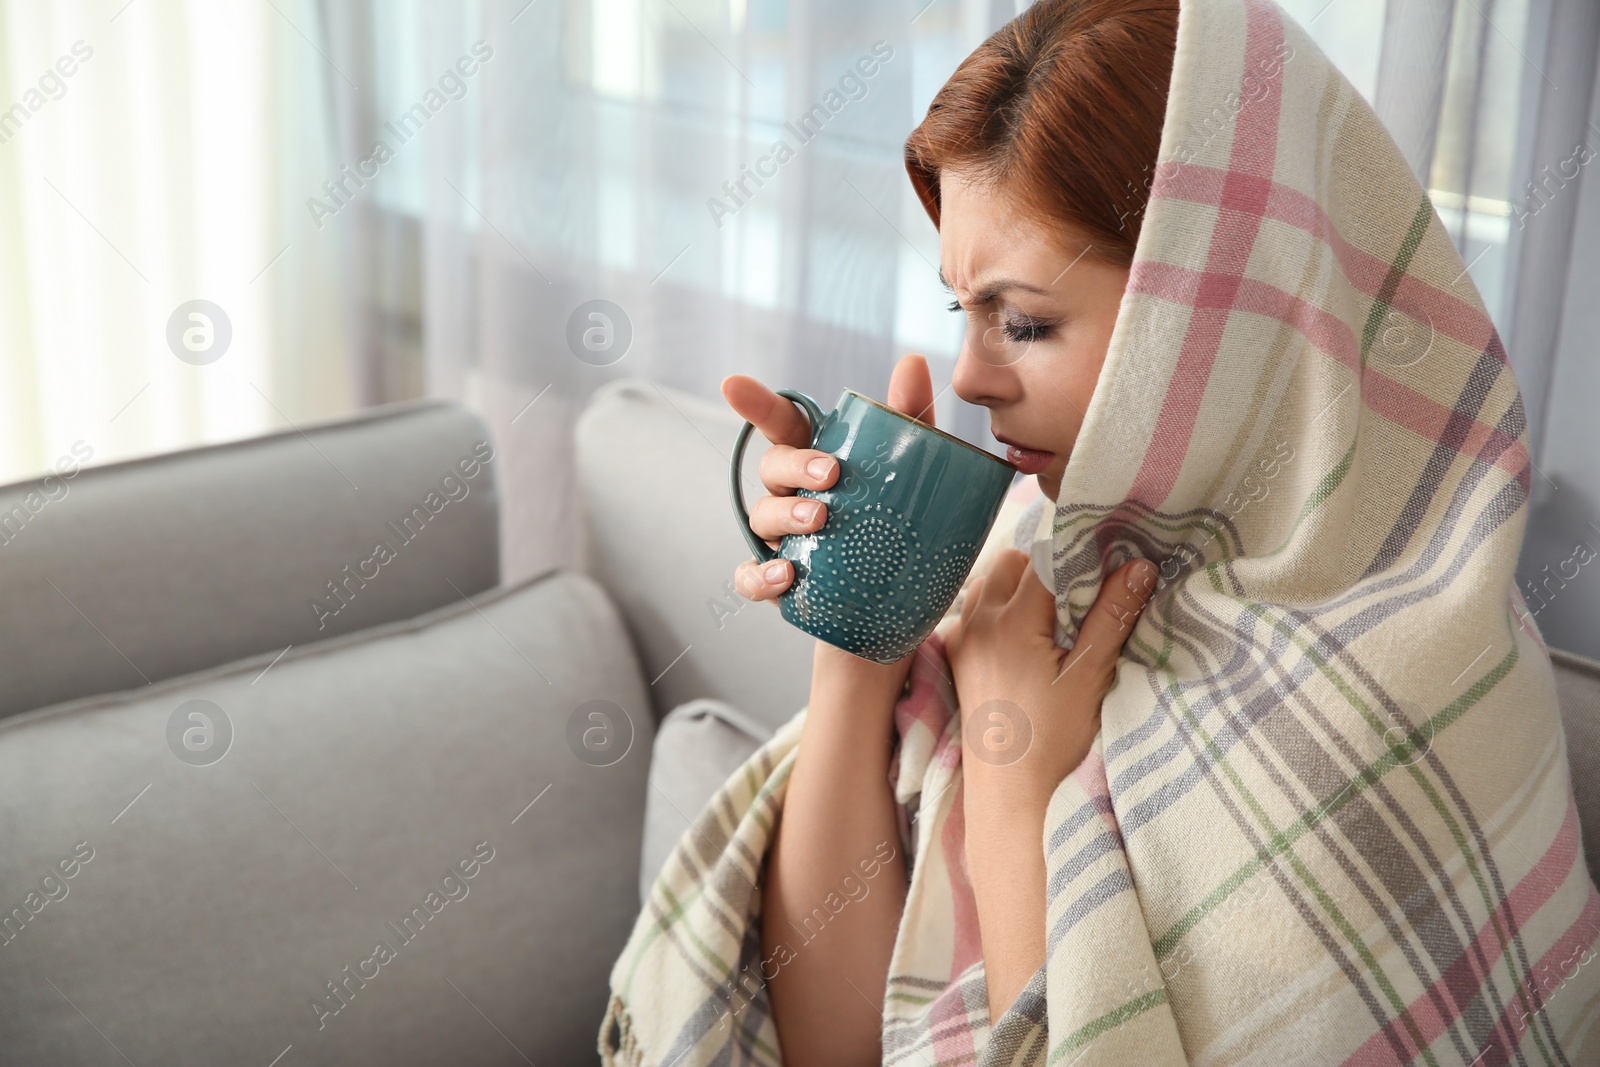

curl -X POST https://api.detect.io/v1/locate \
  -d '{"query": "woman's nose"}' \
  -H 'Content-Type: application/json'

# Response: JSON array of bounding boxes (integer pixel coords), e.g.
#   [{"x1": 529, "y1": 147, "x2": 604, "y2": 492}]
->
[{"x1": 951, "y1": 323, "x2": 1019, "y2": 408}]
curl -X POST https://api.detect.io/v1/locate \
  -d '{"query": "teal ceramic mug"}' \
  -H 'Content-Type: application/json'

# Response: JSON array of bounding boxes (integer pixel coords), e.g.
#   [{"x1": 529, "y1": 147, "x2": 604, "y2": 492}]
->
[{"x1": 730, "y1": 387, "x2": 1018, "y2": 664}]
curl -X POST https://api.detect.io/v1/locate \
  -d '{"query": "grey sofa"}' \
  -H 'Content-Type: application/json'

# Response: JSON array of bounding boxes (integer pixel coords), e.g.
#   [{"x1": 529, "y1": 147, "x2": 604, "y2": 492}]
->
[{"x1": 0, "y1": 377, "x2": 1595, "y2": 1066}]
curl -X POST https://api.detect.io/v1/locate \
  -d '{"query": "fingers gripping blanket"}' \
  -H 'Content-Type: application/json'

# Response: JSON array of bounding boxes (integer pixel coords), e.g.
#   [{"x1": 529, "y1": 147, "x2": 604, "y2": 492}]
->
[{"x1": 599, "y1": 0, "x2": 1600, "y2": 1062}]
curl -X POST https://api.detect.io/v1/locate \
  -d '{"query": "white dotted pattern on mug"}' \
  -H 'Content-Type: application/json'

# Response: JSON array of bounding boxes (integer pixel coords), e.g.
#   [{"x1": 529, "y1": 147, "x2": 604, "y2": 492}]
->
[{"x1": 787, "y1": 501, "x2": 979, "y2": 661}]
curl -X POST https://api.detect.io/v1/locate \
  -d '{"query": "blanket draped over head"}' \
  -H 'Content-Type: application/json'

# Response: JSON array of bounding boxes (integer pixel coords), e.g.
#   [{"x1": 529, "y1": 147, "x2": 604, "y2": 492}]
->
[{"x1": 599, "y1": 0, "x2": 1600, "y2": 1062}]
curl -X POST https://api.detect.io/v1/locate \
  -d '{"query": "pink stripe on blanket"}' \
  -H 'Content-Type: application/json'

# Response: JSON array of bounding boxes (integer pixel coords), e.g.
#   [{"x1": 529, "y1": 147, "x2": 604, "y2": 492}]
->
[
  {"x1": 1338, "y1": 797, "x2": 1595, "y2": 1066},
  {"x1": 1072, "y1": 746, "x2": 1121, "y2": 840},
  {"x1": 921, "y1": 777, "x2": 985, "y2": 1065},
  {"x1": 1474, "y1": 886, "x2": 1600, "y2": 1067},
  {"x1": 1127, "y1": 262, "x2": 1531, "y2": 496},
  {"x1": 898, "y1": 631, "x2": 958, "y2": 744},
  {"x1": 926, "y1": 981, "x2": 986, "y2": 1067},
  {"x1": 1509, "y1": 586, "x2": 1549, "y2": 657},
  {"x1": 1127, "y1": 0, "x2": 1285, "y2": 511},
  {"x1": 943, "y1": 777, "x2": 984, "y2": 979},
  {"x1": 1361, "y1": 367, "x2": 1530, "y2": 496},
  {"x1": 1155, "y1": 163, "x2": 1499, "y2": 359},
  {"x1": 1128, "y1": 261, "x2": 1355, "y2": 364},
  {"x1": 905, "y1": 629, "x2": 983, "y2": 979}
]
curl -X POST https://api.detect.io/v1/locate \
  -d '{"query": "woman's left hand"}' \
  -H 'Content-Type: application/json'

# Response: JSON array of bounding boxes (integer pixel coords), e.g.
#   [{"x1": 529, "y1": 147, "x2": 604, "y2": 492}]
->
[{"x1": 944, "y1": 547, "x2": 1158, "y2": 818}]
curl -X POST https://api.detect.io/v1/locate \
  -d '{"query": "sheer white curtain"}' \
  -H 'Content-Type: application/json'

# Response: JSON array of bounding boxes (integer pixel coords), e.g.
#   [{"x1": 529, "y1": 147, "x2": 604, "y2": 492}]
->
[
  {"x1": 1498, "y1": 0, "x2": 1600, "y2": 657},
  {"x1": 380, "y1": 0, "x2": 970, "y2": 583},
  {"x1": 329, "y1": 0, "x2": 1600, "y2": 655},
  {"x1": 6, "y1": 1, "x2": 1592, "y2": 647},
  {"x1": 0, "y1": 0, "x2": 350, "y2": 485}
]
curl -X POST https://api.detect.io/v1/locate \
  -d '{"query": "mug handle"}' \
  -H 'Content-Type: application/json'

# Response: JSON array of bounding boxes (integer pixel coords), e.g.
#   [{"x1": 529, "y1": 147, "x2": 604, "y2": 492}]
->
[{"x1": 729, "y1": 388, "x2": 830, "y2": 564}]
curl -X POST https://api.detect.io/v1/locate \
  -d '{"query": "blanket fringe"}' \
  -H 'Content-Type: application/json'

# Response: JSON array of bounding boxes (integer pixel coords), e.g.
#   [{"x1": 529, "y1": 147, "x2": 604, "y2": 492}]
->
[{"x1": 599, "y1": 992, "x2": 643, "y2": 1067}]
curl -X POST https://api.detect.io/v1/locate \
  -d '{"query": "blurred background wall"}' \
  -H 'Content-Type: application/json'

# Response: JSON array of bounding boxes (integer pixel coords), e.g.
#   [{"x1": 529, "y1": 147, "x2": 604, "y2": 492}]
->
[{"x1": 2, "y1": 0, "x2": 1597, "y2": 655}]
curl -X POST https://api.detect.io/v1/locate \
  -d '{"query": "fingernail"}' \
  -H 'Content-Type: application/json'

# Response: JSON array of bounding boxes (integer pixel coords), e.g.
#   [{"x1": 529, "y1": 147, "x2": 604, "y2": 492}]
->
[
  {"x1": 1125, "y1": 559, "x2": 1157, "y2": 593},
  {"x1": 794, "y1": 499, "x2": 821, "y2": 524},
  {"x1": 764, "y1": 560, "x2": 788, "y2": 584},
  {"x1": 807, "y1": 456, "x2": 834, "y2": 480}
]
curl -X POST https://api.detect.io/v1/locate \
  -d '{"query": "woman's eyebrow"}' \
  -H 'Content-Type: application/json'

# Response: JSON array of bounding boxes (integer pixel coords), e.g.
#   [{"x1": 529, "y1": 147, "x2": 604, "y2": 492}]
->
[{"x1": 938, "y1": 267, "x2": 1050, "y2": 302}]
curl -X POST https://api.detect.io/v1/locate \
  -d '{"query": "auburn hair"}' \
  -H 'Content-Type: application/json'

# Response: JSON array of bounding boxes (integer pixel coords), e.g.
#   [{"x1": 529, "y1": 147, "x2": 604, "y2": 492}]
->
[{"x1": 903, "y1": 0, "x2": 1178, "y2": 267}]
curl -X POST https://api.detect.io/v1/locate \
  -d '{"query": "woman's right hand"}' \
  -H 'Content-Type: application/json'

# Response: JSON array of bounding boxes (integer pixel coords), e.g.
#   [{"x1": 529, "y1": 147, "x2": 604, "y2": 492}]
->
[{"x1": 721, "y1": 354, "x2": 938, "y2": 604}]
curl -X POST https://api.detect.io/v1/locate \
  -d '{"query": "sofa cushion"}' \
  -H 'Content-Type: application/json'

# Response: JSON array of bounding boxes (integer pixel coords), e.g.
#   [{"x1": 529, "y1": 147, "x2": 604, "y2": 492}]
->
[
  {"x1": 1552, "y1": 647, "x2": 1600, "y2": 887},
  {"x1": 0, "y1": 568, "x2": 649, "y2": 1067},
  {"x1": 639, "y1": 698, "x2": 776, "y2": 905},
  {"x1": 0, "y1": 399, "x2": 499, "y2": 721}
]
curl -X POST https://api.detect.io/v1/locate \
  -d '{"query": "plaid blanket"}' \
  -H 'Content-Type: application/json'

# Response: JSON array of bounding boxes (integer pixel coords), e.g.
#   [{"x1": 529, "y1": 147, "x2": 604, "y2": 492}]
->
[{"x1": 599, "y1": 0, "x2": 1600, "y2": 1062}]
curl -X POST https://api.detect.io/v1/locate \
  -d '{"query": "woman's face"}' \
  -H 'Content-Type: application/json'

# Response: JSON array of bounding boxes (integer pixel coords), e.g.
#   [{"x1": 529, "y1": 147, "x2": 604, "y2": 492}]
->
[{"x1": 939, "y1": 166, "x2": 1131, "y2": 503}]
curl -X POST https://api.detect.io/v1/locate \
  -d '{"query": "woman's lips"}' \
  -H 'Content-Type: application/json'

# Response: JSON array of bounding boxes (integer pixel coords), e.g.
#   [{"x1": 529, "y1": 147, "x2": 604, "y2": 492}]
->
[{"x1": 1004, "y1": 443, "x2": 1054, "y2": 475}]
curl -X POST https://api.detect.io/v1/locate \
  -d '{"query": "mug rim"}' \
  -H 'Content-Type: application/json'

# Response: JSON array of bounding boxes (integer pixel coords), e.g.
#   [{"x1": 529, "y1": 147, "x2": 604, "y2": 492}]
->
[{"x1": 842, "y1": 387, "x2": 1016, "y2": 471}]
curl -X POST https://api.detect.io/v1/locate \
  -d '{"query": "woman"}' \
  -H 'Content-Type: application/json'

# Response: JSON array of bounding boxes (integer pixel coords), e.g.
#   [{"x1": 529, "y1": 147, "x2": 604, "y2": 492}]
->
[
  {"x1": 721, "y1": 0, "x2": 1172, "y2": 1056},
  {"x1": 603, "y1": 0, "x2": 1600, "y2": 1063}
]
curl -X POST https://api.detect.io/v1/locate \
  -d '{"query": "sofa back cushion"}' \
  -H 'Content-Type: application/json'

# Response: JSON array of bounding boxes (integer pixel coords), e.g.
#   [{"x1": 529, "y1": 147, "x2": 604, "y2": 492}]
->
[
  {"x1": 574, "y1": 378, "x2": 815, "y2": 733},
  {"x1": 1553, "y1": 647, "x2": 1600, "y2": 887},
  {"x1": 0, "y1": 400, "x2": 499, "y2": 721}
]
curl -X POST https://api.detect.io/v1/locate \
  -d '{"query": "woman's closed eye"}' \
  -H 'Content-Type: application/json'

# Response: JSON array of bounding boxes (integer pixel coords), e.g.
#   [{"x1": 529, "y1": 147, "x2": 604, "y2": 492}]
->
[
  {"x1": 1000, "y1": 314, "x2": 1054, "y2": 343},
  {"x1": 946, "y1": 299, "x2": 1058, "y2": 344}
]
